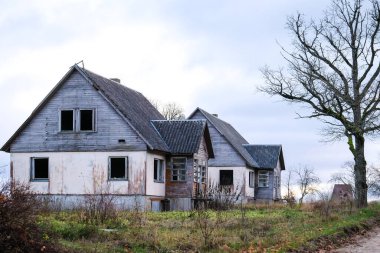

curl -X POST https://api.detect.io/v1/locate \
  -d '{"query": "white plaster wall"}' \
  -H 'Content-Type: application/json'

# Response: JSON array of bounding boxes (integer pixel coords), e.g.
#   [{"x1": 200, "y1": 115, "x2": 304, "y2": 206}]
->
[
  {"x1": 11, "y1": 151, "x2": 147, "y2": 195},
  {"x1": 273, "y1": 160, "x2": 282, "y2": 199},
  {"x1": 145, "y1": 153, "x2": 166, "y2": 197},
  {"x1": 208, "y1": 166, "x2": 254, "y2": 198},
  {"x1": 245, "y1": 169, "x2": 255, "y2": 198}
]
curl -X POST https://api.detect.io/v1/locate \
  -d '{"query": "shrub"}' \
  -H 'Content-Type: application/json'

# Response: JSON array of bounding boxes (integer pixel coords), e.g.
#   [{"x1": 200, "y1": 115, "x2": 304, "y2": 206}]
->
[{"x1": 0, "y1": 181, "x2": 61, "y2": 253}]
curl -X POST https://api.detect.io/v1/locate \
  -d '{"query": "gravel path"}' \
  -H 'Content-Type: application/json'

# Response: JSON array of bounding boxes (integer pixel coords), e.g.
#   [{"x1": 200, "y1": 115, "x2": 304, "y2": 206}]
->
[{"x1": 332, "y1": 227, "x2": 380, "y2": 252}]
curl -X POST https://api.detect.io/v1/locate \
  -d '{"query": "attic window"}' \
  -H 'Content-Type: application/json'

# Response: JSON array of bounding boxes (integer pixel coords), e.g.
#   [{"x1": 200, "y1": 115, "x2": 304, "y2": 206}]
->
[
  {"x1": 80, "y1": 109, "x2": 95, "y2": 131},
  {"x1": 109, "y1": 157, "x2": 128, "y2": 180},
  {"x1": 60, "y1": 110, "x2": 74, "y2": 131},
  {"x1": 220, "y1": 170, "x2": 233, "y2": 185},
  {"x1": 31, "y1": 158, "x2": 49, "y2": 181}
]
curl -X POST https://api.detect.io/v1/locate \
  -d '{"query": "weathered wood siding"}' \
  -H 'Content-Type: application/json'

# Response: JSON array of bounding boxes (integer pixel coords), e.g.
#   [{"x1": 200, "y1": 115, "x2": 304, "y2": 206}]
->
[
  {"x1": 190, "y1": 111, "x2": 245, "y2": 167},
  {"x1": 10, "y1": 71, "x2": 146, "y2": 152},
  {"x1": 193, "y1": 136, "x2": 209, "y2": 195},
  {"x1": 165, "y1": 156, "x2": 194, "y2": 198},
  {"x1": 255, "y1": 169, "x2": 274, "y2": 201}
]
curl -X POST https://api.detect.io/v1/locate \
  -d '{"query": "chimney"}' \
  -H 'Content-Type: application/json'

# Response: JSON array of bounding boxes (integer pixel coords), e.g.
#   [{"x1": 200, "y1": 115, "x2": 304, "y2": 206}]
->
[
  {"x1": 110, "y1": 78, "x2": 120, "y2": 83},
  {"x1": 212, "y1": 114, "x2": 218, "y2": 117}
]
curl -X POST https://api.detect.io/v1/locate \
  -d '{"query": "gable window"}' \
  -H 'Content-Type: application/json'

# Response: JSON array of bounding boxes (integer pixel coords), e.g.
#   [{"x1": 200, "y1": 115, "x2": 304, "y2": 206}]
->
[
  {"x1": 109, "y1": 157, "x2": 128, "y2": 180},
  {"x1": 31, "y1": 158, "x2": 49, "y2": 181},
  {"x1": 258, "y1": 171, "x2": 269, "y2": 187},
  {"x1": 154, "y1": 159, "x2": 164, "y2": 182},
  {"x1": 171, "y1": 157, "x2": 186, "y2": 181},
  {"x1": 249, "y1": 171, "x2": 254, "y2": 188},
  {"x1": 220, "y1": 170, "x2": 233, "y2": 186},
  {"x1": 80, "y1": 109, "x2": 95, "y2": 131},
  {"x1": 60, "y1": 110, "x2": 74, "y2": 131}
]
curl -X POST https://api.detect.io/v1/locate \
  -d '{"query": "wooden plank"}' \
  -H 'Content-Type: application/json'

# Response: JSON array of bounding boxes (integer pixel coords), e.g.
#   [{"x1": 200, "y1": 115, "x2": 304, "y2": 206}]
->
[{"x1": 10, "y1": 72, "x2": 146, "y2": 152}]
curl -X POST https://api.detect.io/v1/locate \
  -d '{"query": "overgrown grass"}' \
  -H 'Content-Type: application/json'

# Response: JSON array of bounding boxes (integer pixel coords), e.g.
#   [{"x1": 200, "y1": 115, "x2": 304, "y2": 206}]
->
[{"x1": 37, "y1": 202, "x2": 380, "y2": 252}]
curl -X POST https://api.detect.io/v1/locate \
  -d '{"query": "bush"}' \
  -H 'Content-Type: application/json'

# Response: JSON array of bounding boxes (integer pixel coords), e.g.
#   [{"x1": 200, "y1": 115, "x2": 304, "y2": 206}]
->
[{"x1": 0, "y1": 181, "x2": 61, "y2": 253}]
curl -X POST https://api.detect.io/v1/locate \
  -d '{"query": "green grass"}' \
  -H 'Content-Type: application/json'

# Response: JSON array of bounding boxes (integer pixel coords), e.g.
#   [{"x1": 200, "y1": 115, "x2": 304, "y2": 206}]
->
[{"x1": 38, "y1": 202, "x2": 380, "y2": 252}]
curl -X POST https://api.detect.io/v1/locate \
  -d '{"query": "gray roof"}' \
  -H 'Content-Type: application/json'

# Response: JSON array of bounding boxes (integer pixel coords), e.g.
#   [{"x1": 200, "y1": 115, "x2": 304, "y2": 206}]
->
[
  {"x1": 243, "y1": 145, "x2": 285, "y2": 170},
  {"x1": 188, "y1": 108, "x2": 259, "y2": 167},
  {"x1": 151, "y1": 120, "x2": 214, "y2": 157},
  {"x1": 79, "y1": 67, "x2": 170, "y2": 152}
]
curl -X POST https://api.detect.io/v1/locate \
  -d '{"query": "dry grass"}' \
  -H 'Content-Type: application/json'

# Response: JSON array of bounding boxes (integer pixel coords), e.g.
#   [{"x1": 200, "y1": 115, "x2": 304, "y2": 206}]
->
[{"x1": 38, "y1": 202, "x2": 380, "y2": 252}]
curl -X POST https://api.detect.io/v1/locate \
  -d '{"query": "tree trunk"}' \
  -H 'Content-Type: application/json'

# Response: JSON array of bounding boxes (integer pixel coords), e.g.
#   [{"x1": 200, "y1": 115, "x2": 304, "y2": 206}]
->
[{"x1": 354, "y1": 135, "x2": 368, "y2": 208}]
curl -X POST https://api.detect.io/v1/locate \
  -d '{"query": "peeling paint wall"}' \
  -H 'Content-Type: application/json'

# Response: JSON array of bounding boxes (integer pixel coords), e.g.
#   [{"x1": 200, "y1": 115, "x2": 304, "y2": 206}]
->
[
  {"x1": 208, "y1": 166, "x2": 254, "y2": 199},
  {"x1": 11, "y1": 151, "x2": 147, "y2": 195},
  {"x1": 145, "y1": 152, "x2": 166, "y2": 197}
]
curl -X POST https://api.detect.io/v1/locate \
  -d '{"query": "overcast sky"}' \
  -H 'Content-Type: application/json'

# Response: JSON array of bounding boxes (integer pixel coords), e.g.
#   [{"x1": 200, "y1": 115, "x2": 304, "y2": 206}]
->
[{"x1": 1, "y1": 0, "x2": 380, "y2": 189}]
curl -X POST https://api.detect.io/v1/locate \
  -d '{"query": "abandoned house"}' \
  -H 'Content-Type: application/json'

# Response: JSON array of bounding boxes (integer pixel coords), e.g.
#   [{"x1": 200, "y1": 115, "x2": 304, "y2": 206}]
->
[
  {"x1": 1, "y1": 64, "x2": 285, "y2": 210},
  {"x1": 188, "y1": 108, "x2": 285, "y2": 202}
]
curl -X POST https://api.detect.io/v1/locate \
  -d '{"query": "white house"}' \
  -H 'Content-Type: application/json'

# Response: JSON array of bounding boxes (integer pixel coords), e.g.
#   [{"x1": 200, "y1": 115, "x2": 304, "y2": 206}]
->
[
  {"x1": 1, "y1": 64, "x2": 214, "y2": 211},
  {"x1": 2, "y1": 64, "x2": 286, "y2": 209}
]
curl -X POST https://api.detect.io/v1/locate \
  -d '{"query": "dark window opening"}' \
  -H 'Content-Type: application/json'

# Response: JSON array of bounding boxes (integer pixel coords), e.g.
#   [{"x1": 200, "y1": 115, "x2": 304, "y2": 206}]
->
[
  {"x1": 249, "y1": 171, "x2": 254, "y2": 188},
  {"x1": 80, "y1": 110, "x2": 94, "y2": 131},
  {"x1": 154, "y1": 159, "x2": 164, "y2": 182},
  {"x1": 220, "y1": 170, "x2": 233, "y2": 185},
  {"x1": 109, "y1": 157, "x2": 128, "y2": 180},
  {"x1": 61, "y1": 110, "x2": 74, "y2": 131},
  {"x1": 32, "y1": 158, "x2": 49, "y2": 180}
]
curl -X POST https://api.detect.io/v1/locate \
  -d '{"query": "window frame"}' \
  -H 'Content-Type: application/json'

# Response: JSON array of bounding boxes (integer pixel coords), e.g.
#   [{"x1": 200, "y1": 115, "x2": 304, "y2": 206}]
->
[
  {"x1": 78, "y1": 109, "x2": 96, "y2": 132},
  {"x1": 31, "y1": 157, "x2": 49, "y2": 182},
  {"x1": 108, "y1": 156, "x2": 128, "y2": 181},
  {"x1": 171, "y1": 157, "x2": 187, "y2": 182},
  {"x1": 59, "y1": 108, "x2": 97, "y2": 133},
  {"x1": 219, "y1": 170, "x2": 233, "y2": 186},
  {"x1": 59, "y1": 109, "x2": 75, "y2": 132},
  {"x1": 154, "y1": 158, "x2": 165, "y2": 183},
  {"x1": 258, "y1": 170, "x2": 270, "y2": 188},
  {"x1": 249, "y1": 171, "x2": 255, "y2": 188}
]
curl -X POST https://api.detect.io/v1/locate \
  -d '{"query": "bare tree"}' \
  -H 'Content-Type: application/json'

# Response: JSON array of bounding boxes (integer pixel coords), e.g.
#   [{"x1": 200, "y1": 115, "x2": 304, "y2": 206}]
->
[
  {"x1": 161, "y1": 102, "x2": 186, "y2": 120},
  {"x1": 295, "y1": 165, "x2": 320, "y2": 205},
  {"x1": 330, "y1": 161, "x2": 380, "y2": 197},
  {"x1": 283, "y1": 170, "x2": 296, "y2": 205},
  {"x1": 261, "y1": 0, "x2": 380, "y2": 207},
  {"x1": 149, "y1": 99, "x2": 185, "y2": 120}
]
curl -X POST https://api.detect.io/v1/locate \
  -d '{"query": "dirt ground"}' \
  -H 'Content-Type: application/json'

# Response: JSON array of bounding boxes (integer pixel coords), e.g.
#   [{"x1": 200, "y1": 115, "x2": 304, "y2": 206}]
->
[{"x1": 332, "y1": 226, "x2": 380, "y2": 252}]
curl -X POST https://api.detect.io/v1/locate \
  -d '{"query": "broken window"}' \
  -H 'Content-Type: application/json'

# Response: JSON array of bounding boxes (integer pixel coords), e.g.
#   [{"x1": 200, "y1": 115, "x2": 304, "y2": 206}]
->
[
  {"x1": 60, "y1": 110, "x2": 74, "y2": 131},
  {"x1": 249, "y1": 171, "x2": 254, "y2": 188},
  {"x1": 220, "y1": 170, "x2": 233, "y2": 185},
  {"x1": 194, "y1": 160, "x2": 207, "y2": 184},
  {"x1": 31, "y1": 158, "x2": 49, "y2": 181},
  {"x1": 200, "y1": 165, "x2": 206, "y2": 183},
  {"x1": 80, "y1": 109, "x2": 95, "y2": 131},
  {"x1": 171, "y1": 157, "x2": 186, "y2": 181},
  {"x1": 154, "y1": 159, "x2": 164, "y2": 182},
  {"x1": 109, "y1": 157, "x2": 128, "y2": 180},
  {"x1": 258, "y1": 171, "x2": 269, "y2": 187}
]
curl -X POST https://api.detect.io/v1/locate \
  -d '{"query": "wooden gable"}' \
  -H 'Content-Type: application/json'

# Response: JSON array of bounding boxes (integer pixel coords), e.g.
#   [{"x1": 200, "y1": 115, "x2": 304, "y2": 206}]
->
[{"x1": 7, "y1": 69, "x2": 146, "y2": 152}]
